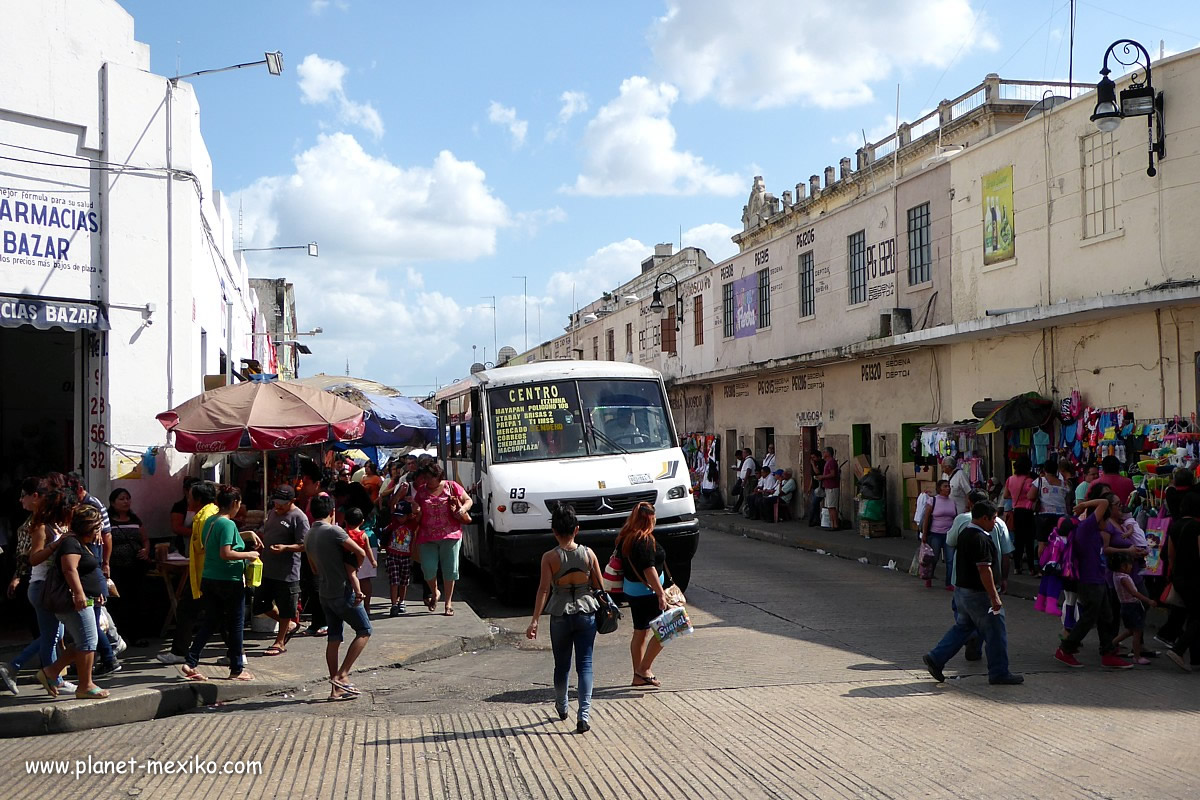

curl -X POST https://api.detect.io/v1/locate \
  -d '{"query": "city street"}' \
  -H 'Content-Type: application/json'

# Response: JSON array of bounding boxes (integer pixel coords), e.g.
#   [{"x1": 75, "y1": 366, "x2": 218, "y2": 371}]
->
[{"x1": 1, "y1": 526, "x2": 1196, "y2": 799}]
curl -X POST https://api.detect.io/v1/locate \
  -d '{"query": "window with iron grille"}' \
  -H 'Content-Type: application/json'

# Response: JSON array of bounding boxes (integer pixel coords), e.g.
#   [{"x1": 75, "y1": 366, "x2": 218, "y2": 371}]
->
[
  {"x1": 592, "y1": 336, "x2": 598, "y2": 359},
  {"x1": 660, "y1": 307, "x2": 677, "y2": 354},
  {"x1": 605, "y1": 329, "x2": 615, "y2": 361},
  {"x1": 625, "y1": 322, "x2": 633, "y2": 355},
  {"x1": 693, "y1": 295, "x2": 704, "y2": 345},
  {"x1": 757, "y1": 268, "x2": 771, "y2": 328},
  {"x1": 722, "y1": 281, "x2": 735, "y2": 338},
  {"x1": 798, "y1": 251, "x2": 815, "y2": 318},
  {"x1": 906, "y1": 203, "x2": 932, "y2": 285},
  {"x1": 1082, "y1": 131, "x2": 1120, "y2": 239},
  {"x1": 848, "y1": 230, "x2": 867, "y2": 305}
]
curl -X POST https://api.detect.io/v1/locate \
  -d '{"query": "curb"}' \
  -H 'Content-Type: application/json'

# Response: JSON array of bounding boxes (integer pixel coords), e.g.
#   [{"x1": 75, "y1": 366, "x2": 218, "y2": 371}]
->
[
  {"x1": 699, "y1": 513, "x2": 1045, "y2": 601},
  {"x1": 0, "y1": 630, "x2": 494, "y2": 738}
]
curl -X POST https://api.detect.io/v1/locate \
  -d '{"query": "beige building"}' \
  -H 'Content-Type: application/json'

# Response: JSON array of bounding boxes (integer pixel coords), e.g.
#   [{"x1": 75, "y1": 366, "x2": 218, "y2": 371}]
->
[{"x1": 511, "y1": 49, "x2": 1200, "y2": 531}]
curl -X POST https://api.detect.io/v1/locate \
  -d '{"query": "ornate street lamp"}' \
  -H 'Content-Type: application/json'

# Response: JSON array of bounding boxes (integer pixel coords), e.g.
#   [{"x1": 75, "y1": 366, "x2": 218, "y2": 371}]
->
[
  {"x1": 1090, "y1": 39, "x2": 1165, "y2": 176},
  {"x1": 648, "y1": 272, "x2": 683, "y2": 331}
]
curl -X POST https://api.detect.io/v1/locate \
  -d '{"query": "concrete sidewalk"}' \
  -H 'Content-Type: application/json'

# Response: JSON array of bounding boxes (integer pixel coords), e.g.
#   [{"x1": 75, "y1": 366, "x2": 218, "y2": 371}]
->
[
  {"x1": 699, "y1": 510, "x2": 1045, "y2": 600},
  {"x1": 0, "y1": 589, "x2": 494, "y2": 737}
]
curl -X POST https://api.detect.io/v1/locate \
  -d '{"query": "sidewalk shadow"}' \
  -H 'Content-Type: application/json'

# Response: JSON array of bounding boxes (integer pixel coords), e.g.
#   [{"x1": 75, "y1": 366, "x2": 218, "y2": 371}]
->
[{"x1": 367, "y1": 718, "x2": 570, "y2": 746}]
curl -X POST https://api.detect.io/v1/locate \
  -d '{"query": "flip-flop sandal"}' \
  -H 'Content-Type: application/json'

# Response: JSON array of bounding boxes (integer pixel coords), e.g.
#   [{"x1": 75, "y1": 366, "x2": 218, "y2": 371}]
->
[
  {"x1": 283, "y1": 621, "x2": 301, "y2": 644},
  {"x1": 36, "y1": 669, "x2": 58, "y2": 698},
  {"x1": 632, "y1": 674, "x2": 661, "y2": 688},
  {"x1": 444, "y1": 608, "x2": 455, "y2": 616},
  {"x1": 328, "y1": 691, "x2": 358, "y2": 701},
  {"x1": 263, "y1": 646, "x2": 287, "y2": 656},
  {"x1": 330, "y1": 679, "x2": 361, "y2": 695},
  {"x1": 228, "y1": 671, "x2": 255, "y2": 682},
  {"x1": 177, "y1": 665, "x2": 208, "y2": 682},
  {"x1": 75, "y1": 687, "x2": 110, "y2": 700}
]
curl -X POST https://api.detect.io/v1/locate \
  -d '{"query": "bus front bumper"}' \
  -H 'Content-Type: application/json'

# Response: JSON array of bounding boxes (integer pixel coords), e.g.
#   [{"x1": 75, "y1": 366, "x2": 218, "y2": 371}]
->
[{"x1": 490, "y1": 515, "x2": 700, "y2": 577}]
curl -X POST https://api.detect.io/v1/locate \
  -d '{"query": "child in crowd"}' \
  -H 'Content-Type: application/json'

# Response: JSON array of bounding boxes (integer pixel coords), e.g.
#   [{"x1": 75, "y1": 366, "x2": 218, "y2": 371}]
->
[
  {"x1": 1110, "y1": 553, "x2": 1158, "y2": 665},
  {"x1": 381, "y1": 501, "x2": 416, "y2": 617},
  {"x1": 1035, "y1": 521, "x2": 1068, "y2": 616},
  {"x1": 344, "y1": 507, "x2": 378, "y2": 614}
]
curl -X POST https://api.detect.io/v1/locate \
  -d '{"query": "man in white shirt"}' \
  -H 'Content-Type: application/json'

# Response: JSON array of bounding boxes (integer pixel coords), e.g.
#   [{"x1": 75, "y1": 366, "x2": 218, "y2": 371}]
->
[
  {"x1": 762, "y1": 444, "x2": 777, "y2": 472},
  {"x1": 731, "y1": 448, "x2": 756, "y2": 513},
  {"x1": 748, "y1": 467, "x2": 777, "y2": 519}
]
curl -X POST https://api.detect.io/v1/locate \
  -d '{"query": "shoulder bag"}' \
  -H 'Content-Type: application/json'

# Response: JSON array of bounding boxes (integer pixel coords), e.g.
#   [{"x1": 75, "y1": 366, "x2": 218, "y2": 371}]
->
[
  {"x1": 41, "y1": 545, "x2": 78, "y2": 614},
  {"x1": 593, "y1": 589, "x2": 622, "y2": 634},
  {"x1": 601, "y1": 548, "x2": 624, "y2": 593}
]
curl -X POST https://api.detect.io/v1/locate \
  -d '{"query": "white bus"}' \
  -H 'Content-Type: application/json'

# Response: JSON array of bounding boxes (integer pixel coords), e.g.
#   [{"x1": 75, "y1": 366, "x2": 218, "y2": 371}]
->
[{"x1": 435, "y1": 361, "x2": 700, "y2": 601}]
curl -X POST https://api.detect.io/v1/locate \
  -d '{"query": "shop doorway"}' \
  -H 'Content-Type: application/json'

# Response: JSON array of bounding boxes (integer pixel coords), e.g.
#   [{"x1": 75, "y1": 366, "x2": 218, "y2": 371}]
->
[
  {"x1": 0, "y1": 327, "x2": 78, "y2": 485},
  {"x1": 852, "y1": 423, "x2": 872, "y2": 463},
  {"x1": 754, "y1": 427, "x2": 774, "y2": 463}
]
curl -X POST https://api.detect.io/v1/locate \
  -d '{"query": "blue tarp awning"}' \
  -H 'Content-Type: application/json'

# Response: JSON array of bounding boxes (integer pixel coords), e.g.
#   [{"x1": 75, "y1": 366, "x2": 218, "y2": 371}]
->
[{"x1": 351, "y1": 391, "x2": 436, "y2": 446}]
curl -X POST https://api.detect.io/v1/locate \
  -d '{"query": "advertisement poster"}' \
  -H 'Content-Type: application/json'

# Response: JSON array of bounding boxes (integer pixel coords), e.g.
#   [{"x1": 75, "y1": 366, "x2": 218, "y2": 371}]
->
[
  {"x1": 981, "y1": 166, "x2": 1015, "y2": 265},
  {"x1": 733, "y1": 274, "x2": 757, "y2": 339}
]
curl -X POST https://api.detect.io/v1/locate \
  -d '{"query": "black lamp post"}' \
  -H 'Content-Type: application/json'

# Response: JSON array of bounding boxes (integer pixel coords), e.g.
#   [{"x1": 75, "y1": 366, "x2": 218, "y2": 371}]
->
[
  {"x1": 1090, "y1": 39, "x2": 1165, "y2": 176},
  {"x1": 648, "y1": 272, "x2": 683, "y2": 330}
]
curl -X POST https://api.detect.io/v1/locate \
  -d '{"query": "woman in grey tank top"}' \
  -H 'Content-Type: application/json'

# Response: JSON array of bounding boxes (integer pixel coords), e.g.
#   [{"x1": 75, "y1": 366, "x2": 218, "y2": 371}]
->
[{"x1": 526, "y1": 504, "x2": 603, "y2": 733}]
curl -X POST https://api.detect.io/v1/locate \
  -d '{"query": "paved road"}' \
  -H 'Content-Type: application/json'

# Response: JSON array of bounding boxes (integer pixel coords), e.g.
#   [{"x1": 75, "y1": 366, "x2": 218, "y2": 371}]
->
[{"x1": 2, "y1": 526, "x2": 1197, "y2": 799}]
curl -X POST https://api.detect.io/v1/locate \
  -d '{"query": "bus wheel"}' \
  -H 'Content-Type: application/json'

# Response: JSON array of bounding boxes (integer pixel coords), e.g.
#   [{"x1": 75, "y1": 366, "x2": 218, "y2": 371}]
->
[
  {"x1": 490, "y1": 564, "x2": 526, "y2": 606},
  {"x1": 666, "y1": 558, "x2": 691, "y2": 592}
]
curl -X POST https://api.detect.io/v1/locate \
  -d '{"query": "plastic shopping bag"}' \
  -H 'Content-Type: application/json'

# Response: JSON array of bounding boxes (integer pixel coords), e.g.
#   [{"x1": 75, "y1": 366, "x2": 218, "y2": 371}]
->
[
  {"x1": 650, "y1": 605, "x2": 694, "y2": 646},
  {"x1": 917, "y1": 543, "x2": 936, "y2": 580}
]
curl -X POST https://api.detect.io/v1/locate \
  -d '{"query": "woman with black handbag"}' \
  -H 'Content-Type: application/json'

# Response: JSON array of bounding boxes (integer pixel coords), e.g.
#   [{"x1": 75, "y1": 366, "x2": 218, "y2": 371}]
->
[
  {"x1": 526, "y1": 503, "x2": 602, "y2": 733},
  {"x1": 35, "y1": 504, "x2": 110, "y2": 700}
]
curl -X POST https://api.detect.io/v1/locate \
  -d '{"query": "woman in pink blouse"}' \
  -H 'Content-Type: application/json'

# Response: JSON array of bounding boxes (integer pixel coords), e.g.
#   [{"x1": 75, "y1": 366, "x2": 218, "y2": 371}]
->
[{"x1": 413, "y1": 463, "x2": 473, "y2": 616}]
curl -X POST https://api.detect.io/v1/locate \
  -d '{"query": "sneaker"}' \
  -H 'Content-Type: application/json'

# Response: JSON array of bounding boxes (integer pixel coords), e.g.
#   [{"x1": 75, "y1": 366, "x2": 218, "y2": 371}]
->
[
  {"x1": 1054, "y1": 648, "x2": 1084, "y2": 668},
  {"x1": 57, "y1": 679, "x2": 77, "y2": 693},
  {"x1": 554, "y1": 703, "x2": 568, "y2": 721},
  {"x1": 988, "y1": 673, "x2": 1025, "y2": 685},
  {"x1": 1165, "y1": 650, "x2": 1193, "y2": 672},
  {"x1": 0, "y1": 663, "x2": 18, "y2": 695},
  {"x1": 1100, "y1": 654, "x2": 1134, "y2": 669},
  {"x1": 92, "y1": 661, "x2": 122, "y2": 677},
  {"x1": 922, "y1": 654, "x2": 945, "y2": 683},
  {"x1": 1134, "y1": 657, "x2": 1152, "y2": 666},
  {"x1": 576, "y1": 720, "x2": 590, "y2": 734},
  {"x1": 390, "y1": 603, "x2": 406, "y2": 617},
  {"x1": 156, "y1": 653, "x2": 187, "y2": 665}
]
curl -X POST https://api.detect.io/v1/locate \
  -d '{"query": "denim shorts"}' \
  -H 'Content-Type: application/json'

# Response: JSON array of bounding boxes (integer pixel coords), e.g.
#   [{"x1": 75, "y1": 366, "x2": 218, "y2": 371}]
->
[
  {"x1": 320, "y1": 590, "x2": 373, "y2": 642},
  {"x1": 1120, "y1": 601, "x2": 1146, "y2": 632},
  {"x1": 56, "y1": 605, "x2": 99, "y2": 652}
]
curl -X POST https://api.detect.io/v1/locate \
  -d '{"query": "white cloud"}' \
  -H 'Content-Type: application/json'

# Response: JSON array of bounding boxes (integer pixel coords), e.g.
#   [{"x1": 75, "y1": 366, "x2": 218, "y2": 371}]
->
[
  {"x1": 558, "y1": 90, "x2": 589, "y2": 123},
  {"x1": 297, "y1": 54, "x2": 384, "y2": 139},
  {"x1": 513, "y1": 206, "x2": 567, "y2": 236},
  {"x1": 681, "y1": 222, "x2": 738, "y2": 263},
  {"x1": 309, "y1": 0, "x2": 348, "y2": 14},
  {"x1": 487, "y1": 102, "x2": 528, "y2": 148},
  {"x1": 651, "y1": 0, "x2": 998, "y2": 110},
  {"x1": 565, "y1": 76, "x2": 741, "y2": 196},
  {"x1": 546, "y1": 238, "x2": 651, "y2": 300},
  {"x1": 233, "y1": 132, "x2": 509, "y2": 262}
]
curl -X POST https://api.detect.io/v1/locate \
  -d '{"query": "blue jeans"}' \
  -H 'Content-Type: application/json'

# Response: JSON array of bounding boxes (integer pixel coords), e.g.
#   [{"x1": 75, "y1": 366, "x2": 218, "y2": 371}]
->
[
  {"x1": 927, "y1": 587, "x2": 1010, "y2": 680},
  {"x1": 550, "y1": 612, "x2": 597, "y2": 724},
  {"x1": 12, "y1": 581, "x2": 62, "y2": 671},
  {"x1": 320, "y1": 588, "x2": 373, "y2": 643},
  {"x1": 926, "y1": 533, "x2": 953, "y2": 587},
  {"x1": 56, "y1": 604, "x2": 99, "y2": 652},
  {"x1": 187, "y1": 578, "x2": 247, "y2": 676}
]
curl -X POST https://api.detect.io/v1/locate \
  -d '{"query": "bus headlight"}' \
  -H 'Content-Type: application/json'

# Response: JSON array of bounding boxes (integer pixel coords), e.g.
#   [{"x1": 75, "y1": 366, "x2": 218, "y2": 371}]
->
[
  {"x1": 511, "y1": 501, "x2": 530, "y2": 514},
  {"x1": 666, "y1": 485, "x2": 687, "y2": 500}
]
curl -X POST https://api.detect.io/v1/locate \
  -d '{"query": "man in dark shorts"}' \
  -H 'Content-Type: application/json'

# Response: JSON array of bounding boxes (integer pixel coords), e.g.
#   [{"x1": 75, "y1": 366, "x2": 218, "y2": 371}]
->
[
  {"x1": 305, "y1": 494, "x2": 370, "y2": 700},
  {"x1": 253, "y1": 485, "x2": 310, "y2": 656}
]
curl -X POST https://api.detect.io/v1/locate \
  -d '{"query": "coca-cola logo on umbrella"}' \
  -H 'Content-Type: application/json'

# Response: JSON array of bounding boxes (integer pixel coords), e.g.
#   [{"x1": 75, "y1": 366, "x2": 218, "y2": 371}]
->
[
  {"x1": 194, "y1": 440, "x2": 228, "y2": 453},
  {"x1": 271, "y1": 434, "x2": 309, "y2": 449}
]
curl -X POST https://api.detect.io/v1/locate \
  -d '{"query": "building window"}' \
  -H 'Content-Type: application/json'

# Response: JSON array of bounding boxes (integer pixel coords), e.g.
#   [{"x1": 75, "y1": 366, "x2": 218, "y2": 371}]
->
[
  {"x1": 661, "y1": 307, "x2": 677, "y2": 355},
  {"x1": 1082, "y1": 131, "x2": 1120, "y2": 238},
  {"x1": 605, "y1": 329, "x2": 615, "y2": 361},
  {"x1": 693, "y1": 295, "x2": 704, "y2": 345},
  {"x1": 848, "y1": 230, "x2": 867, "y2": 305},
  {"x1": 722, "y1": 281, "x2": 735, "y2": 338},
  {"x1": 798, "y1": 251, "x2": 815, "y2": 318},
  {"x1": 757, "y1": 268, "x2": 771, "y2": 328},
  {"x1": 592, "y1": 336, "x2": 598, "y2": 360},
  {"x1": 625, "y1": 322, "x2": 633, "y2": 355},
  {"x1": 906, "y1": 203, "x2": 932, "y2": 285}
]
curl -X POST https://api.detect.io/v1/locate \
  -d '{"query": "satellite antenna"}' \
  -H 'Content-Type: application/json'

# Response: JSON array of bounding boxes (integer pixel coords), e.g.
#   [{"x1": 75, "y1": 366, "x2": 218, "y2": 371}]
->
[
  {"x1": 469, "y1": 362, "x2": 486, "y2": 374},
  {"x1": 497, "y1": 345, "x2": 517, "y2": 365}
]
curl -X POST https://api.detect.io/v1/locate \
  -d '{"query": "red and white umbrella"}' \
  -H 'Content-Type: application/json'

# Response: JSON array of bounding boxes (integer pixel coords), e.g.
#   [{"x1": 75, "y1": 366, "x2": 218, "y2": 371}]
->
[{"x1": 157, "y1": 379, "x2": 365, "y2": 453}]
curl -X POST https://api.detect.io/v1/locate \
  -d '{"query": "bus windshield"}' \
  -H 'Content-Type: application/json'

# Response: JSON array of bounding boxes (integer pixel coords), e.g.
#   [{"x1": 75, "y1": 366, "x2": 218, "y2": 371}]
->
[{"x1": 488, "y1": 378, "x2": 674, "y2": 463}]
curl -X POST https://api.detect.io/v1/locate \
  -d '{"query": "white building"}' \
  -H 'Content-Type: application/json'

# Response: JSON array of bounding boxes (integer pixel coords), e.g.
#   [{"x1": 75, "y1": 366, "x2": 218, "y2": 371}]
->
[{"x1": 0, "y1": 0, "x2": 272, "y2": 530}]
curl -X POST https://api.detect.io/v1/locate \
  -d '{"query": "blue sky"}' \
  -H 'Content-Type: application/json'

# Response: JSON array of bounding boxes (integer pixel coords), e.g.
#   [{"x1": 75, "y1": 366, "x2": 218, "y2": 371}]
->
[{"x1": 119, "y1": 0, "x2": 1200, "y2": 395}]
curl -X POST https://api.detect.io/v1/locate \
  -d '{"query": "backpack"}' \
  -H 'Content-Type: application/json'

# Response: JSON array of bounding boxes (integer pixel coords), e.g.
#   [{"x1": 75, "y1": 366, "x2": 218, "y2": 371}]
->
[{"x1": 1056, "y1": 516, "x2": 1080, "y2": 580}]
